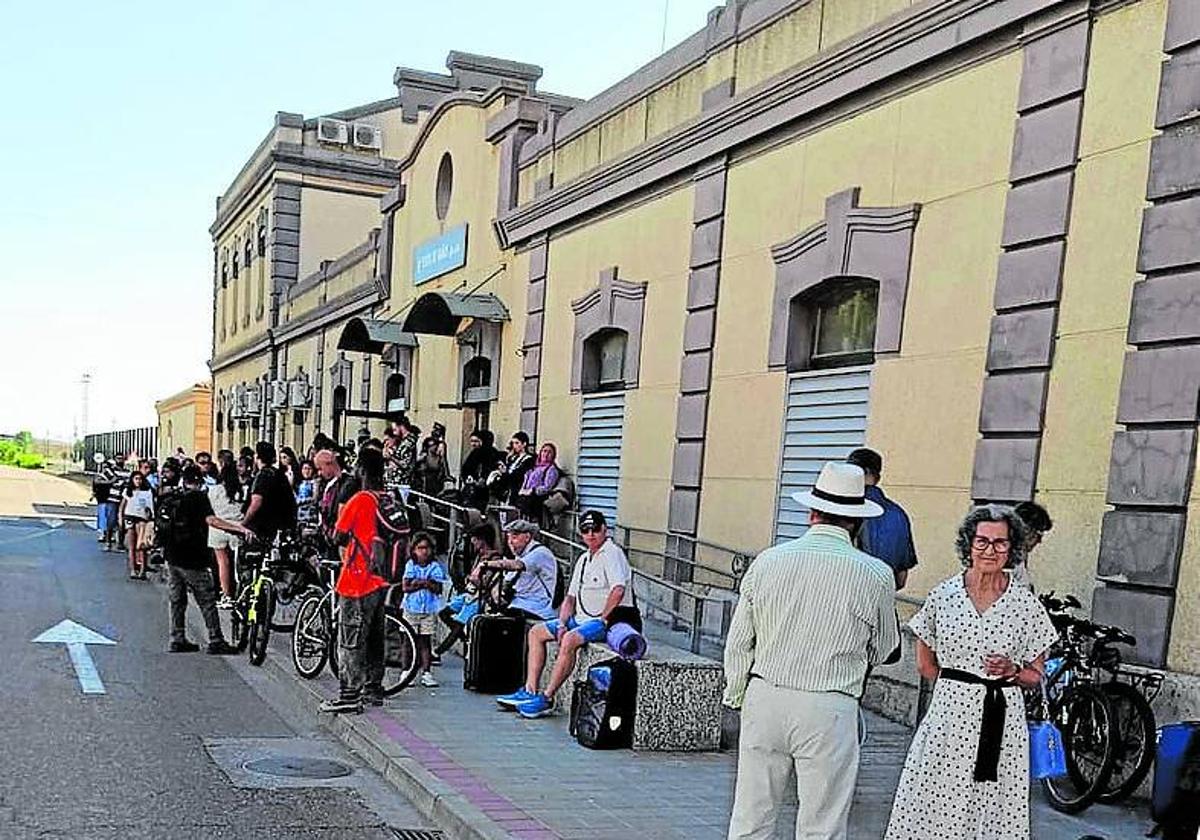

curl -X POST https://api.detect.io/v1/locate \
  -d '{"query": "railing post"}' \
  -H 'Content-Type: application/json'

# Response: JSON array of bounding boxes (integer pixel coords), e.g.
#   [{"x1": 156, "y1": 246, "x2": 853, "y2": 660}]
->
[
  {"x1": 447, "y1": 506, "x2": 459, "y2": 558},
  {"x1": 691, "y1": 594, "x2": 704, "y2": 654}
]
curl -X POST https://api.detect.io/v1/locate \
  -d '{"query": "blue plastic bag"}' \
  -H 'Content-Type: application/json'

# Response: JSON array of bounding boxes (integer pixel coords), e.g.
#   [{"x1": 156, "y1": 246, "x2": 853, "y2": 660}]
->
[{"x1": 1029, "y1": 721, "x2": 1068, "y2": 779}]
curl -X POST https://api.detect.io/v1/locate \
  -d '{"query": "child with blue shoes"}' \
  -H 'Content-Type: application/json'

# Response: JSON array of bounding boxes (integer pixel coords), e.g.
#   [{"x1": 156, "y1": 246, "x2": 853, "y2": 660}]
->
[{"x1": 401, "y1": 531, "x2": 447, "y2": 688}]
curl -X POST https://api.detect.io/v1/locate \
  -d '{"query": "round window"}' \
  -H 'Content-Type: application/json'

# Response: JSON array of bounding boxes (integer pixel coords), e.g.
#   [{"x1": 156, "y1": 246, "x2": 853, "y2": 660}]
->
[{"x1": 435, "y1": 152, "x2": 453, "y2": 220}]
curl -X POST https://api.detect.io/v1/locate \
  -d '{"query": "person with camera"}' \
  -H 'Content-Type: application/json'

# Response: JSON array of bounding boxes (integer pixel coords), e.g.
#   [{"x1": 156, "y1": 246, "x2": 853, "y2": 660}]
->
[{"x1": 485, "y1": 519, "x2": 559, "y2": 622}]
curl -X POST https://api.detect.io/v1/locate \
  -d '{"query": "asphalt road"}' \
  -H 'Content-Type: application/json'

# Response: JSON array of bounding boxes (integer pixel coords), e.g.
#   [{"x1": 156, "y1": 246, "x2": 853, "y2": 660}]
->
[{"x1": 0, "y1": 516, "x2": 432, "y2": 840}]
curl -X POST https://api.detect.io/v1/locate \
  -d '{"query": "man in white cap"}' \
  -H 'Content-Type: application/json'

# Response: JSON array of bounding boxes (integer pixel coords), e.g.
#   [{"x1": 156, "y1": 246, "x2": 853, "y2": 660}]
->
[{"x1": 724, "y1": 461, "x2": 900, "y2": 840}]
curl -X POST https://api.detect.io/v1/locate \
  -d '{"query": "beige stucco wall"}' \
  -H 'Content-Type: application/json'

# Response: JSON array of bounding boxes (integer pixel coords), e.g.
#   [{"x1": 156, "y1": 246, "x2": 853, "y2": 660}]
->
[
  {"x1": 156, "y1": 388, "x2": 212, "y2": 461},
  {"x1": 214, "y1": 191, "x2": 272, "y2": 357},
  {"x1": 1037, "y1": 0, "x2": 1167, "y2": 615},
  {"x1": 538, "y1": 187, "x2": 694, "y2": 532},
  {"x1": 381, "y1": 96, "x2": 518, "y2": 470},
  {"x1": 298, "y1": 186, "x2": 382, "y2": 280},
  {"x1": 701, "y1": 52, "x2": 1021, "y2": 577},
  {"x1": 518, "y1": 0, "x2": 935, "y2": 198}
]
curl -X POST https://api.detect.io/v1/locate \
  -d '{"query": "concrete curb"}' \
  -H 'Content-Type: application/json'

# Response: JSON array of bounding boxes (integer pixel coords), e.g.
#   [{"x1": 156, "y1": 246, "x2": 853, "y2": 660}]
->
[{"x1": 179, "y1": 596, "x2": 521, "y2": 840}]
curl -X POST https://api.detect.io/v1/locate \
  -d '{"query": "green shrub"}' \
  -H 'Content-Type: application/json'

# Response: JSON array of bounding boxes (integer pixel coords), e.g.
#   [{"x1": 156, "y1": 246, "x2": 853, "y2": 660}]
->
[{"x1": 15, "y1": 452, "x2": 43, "y2": 470}]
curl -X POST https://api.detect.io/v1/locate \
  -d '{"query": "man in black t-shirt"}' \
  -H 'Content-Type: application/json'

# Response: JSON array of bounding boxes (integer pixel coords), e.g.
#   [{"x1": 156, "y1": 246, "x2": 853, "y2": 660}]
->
[
  {"x1": 242, "y1": 441, "x2": 298, "y2": 543},
  {"x1": 165, "y1": 465, "x2": 253, "y2": 654}
]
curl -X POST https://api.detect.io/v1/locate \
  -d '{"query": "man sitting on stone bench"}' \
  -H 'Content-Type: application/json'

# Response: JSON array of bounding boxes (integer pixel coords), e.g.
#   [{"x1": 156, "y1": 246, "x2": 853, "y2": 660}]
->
[{"x1": 497, "y1": 509, "x2": 636, "y2": 719}]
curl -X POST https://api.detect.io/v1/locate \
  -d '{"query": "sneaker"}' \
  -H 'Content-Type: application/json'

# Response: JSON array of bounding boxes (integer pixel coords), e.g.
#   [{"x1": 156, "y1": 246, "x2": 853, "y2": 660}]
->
[
  {"x1": 517, "y1": 694, "x2": 554, "y2": 719},
  {"x1": 496, "y1": 687, "x2": 537, "y2": 709},
  {"x1": 419, "y1": 671, "x2": 439, "y2": 688},
  {"x1": 319, "y1": 697, "x2": 363, "y2": 715},
  {"x1": 206, "y1": 640, "x2": 239, "y2": 655},
  {"x1": 168, "y1": 640, "x2": 200, "y2": 653},
  {"x1": 217, "y1": 595, "x2": 235, "y2": 610}
]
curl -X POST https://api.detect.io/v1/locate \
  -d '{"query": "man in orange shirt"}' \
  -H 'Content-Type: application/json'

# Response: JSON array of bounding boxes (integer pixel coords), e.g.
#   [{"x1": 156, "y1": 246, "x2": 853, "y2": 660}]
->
[{"x1": 320, "y1": 447, "x2": 391, "y2": 714}]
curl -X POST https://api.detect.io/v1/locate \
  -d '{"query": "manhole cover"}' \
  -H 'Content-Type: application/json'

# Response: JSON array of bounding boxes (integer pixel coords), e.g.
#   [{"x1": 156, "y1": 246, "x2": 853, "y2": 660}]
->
[{"x1": 243, "y1": 756, "x2": 353, "y2": 779}]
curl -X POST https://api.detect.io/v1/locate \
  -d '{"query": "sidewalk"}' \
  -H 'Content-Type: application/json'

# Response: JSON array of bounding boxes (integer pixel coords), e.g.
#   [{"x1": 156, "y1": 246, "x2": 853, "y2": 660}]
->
[
  {"x1": 259, "y1": 637, "x2": 1151, "y2": 840},
  {"x1": 0, "y1": 465, "x2": 93, "y2": 520}
]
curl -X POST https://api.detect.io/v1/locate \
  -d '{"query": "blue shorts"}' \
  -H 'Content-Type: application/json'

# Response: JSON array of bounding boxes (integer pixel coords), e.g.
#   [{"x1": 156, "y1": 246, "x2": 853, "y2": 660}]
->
[{"x1": 541, "y1": 616, "x2": 607, "y2": 643}]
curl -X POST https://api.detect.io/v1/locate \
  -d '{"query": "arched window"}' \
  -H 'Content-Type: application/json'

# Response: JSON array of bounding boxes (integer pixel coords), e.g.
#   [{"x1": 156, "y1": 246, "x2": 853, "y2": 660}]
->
[
  {"x1": 215, "y1": 410, "x2": 223, "y2": 447},
  {"x1": 243, "y1": 233, "x2": 253, "y2": 268},
  {"x1": 256, "y1": 214, "x2": 268, "y2": 258},
  {"x1": 581, "y1": 328, "x2": 628, "y2": 393},
  {"x1": 787, "y1": 279, "x2": 878, "y2": 371},
  {"x1": 220, "y1": 250, "x2": 229, "y2": 286},
  {"x1": 232, "y1": 239, "x2": 240, "y2": 279},
  {"x1": 462, "y1": 357, "x2": 491, "y2": 404},
  {"x1": 331, "y1": 386, "x2": 347, "y2": 443},
  {"x1": 385, "y1": 373, "x2": 406, "y2": 411}
]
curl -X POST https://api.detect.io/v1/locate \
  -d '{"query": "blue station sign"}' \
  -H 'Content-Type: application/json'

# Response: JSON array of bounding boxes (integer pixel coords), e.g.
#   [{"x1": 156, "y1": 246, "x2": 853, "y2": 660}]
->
[{"x1": 413, "y1": 224, "x2": 468, "y2": 285}]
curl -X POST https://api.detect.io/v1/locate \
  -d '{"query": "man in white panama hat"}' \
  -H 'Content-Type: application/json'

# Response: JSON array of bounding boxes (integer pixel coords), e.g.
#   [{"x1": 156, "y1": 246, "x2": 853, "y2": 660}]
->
[{"x1": 724, "y1": 461, "x2": 901, "y2": 840}]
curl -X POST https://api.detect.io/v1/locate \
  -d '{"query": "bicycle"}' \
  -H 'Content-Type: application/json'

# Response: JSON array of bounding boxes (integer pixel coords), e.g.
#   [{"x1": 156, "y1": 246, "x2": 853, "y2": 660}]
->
[
  {"x1": 1040, "y1": 594, "x2": 1161, "y2": 803},
  {"x1": 290, "y1": 546, "x2": 422, "y2": 695},
  {"x1": 1031, "y1": 593, "x2": 1117, "y2": 814}
]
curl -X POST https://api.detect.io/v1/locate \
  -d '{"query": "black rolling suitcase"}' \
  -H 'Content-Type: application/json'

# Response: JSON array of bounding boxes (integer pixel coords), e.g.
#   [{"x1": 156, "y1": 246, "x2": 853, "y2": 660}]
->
[
  {"x1": 569, "y1": 657, "x2": 638, "y2": 749},
  {"x1": 1153, "y1": 721, "x2": 1200, "y2": 840},
  {"x1": 463, "y1": 614, "x2": 525, "y2": 693}
]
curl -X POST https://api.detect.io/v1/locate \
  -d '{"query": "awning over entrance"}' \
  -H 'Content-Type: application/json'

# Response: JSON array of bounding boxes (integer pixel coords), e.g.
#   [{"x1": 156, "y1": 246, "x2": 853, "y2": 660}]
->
[
  {"x1": 337, "y1": 318, "x2": 419, "y2": 354},
  {"x1": 402, "y1": 291, "x2": 510, "y2": 336}
]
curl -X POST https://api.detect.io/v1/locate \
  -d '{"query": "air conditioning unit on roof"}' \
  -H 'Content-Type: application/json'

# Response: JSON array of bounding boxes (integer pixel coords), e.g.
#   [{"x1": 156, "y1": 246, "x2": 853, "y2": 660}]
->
[
  {"x1": 352, "y1": 123, "x2": 382, "y2": 151},
  {"x1": 317, "y1": 118, "x2": 349, "y2": 145}
]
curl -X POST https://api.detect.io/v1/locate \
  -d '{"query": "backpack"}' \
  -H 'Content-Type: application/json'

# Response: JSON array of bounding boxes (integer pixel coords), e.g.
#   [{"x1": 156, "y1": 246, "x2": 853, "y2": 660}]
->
[
  {"x1": 551, "y1": 559, "x2": 566, "y2": 608},
  {"x1": 569, "y1": 657, "x2": 638, "y2": 750},
  {"x1": 370, "y1": 491, "x2": 411, "y2": 581},
  {"x1": 154, "y1": 490, "x2": 197, "y2": 552}
]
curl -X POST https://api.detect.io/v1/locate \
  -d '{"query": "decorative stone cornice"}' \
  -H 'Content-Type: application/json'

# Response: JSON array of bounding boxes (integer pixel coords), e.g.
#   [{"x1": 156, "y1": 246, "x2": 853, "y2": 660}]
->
[{"x1": 497, "y1": 0, "x2": 1072, "y2": 249}]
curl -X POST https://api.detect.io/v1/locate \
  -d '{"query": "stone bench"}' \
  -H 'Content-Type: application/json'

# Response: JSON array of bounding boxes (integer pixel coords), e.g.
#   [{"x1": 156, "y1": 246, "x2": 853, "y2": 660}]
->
[{"x1": 541, "y1": 637, "x2": 725, "y2": 752}]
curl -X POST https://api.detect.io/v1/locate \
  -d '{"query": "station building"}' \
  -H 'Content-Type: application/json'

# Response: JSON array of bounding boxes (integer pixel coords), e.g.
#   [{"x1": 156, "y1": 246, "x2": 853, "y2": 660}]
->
[{"x1": 208, "y1": 0, "x2": 1200, "y2": 701}]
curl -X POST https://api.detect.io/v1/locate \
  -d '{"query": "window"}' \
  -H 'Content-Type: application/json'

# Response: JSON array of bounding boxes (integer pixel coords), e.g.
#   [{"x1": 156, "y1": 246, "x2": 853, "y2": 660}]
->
[
  {"x1": 232, "y1": 242, "x2": 240, "y2": 279},
  {"x1": 435, "y1": 152, "x2": 453, "y2": 220},
  {"x1": 462, "y1": 356, "x2": 491, "y2": 403},
  {"x1": 810, "y1": 283, "x2": 877, "y2": 367},
  {"x1": 787, "y1": 279, "x2": 879, "y2": 371},
  {"x1": 244, "y1": 235, "x2": 253, "y2": 267},
  {"x1": 256, "y1": 218, "x2": 267, "y2": 258},
  {"x1": 331, "y1": 386, "x2": 347, "y2": 443},
  {"x1": 220, "y1": 250, "x2": 229, "y2": 286},
  {"x1": 385, "y1": 373, "x2": 406, "y2": 410},
  {"x1": 581, "y1": 329, "x2": 628, "y2": 393}
]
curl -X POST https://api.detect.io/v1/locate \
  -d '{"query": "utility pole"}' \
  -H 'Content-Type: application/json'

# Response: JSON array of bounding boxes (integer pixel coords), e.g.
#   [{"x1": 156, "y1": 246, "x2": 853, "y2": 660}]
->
[{"x1": 80, "y1": 373, "x2": 90, "y2": 441}]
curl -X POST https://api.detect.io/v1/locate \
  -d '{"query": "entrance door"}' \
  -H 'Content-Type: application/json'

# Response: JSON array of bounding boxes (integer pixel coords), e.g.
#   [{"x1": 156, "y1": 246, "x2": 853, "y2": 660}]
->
[
  {"x1": 774, "y1": 367, "x2": 872, "y2": 542},
  {"x1": 577, "y1": 393, "x2": 624, "y2": 524}
]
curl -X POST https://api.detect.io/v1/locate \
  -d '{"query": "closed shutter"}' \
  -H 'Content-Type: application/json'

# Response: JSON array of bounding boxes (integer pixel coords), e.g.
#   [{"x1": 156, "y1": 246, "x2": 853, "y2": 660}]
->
[
  {"x1": 577, "y1": 393, "x2": 624, "y2": 524},
  {"x1": 774, "y1": 367, "x2": 872, "y2": 542}
]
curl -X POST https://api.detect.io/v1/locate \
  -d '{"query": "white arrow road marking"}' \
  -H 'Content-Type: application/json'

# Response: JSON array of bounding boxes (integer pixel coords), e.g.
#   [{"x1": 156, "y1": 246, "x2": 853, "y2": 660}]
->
[{"x1": 32, "y1": 620, "x2": 117, "y2": 695}]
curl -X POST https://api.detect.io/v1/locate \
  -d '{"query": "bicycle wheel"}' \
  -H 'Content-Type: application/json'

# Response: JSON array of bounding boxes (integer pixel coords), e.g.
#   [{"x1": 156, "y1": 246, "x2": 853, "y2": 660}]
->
[
  {"x1": 248, "y1": 585, "x2": 276, "y2": 666},
  {"x1": 290, "y1": 591, "x2": 329, "y2": 679},
  {"x1": 1097, "y1": 682, "x2": 1156, "y2": 803},
  {"x1": 270, "y1": 578, "x2": 303, "y2": 632},
  {"x1": 229, "y1": 587, "x2": 252, "y2": 652},
  {"x1": 380, "y1": 613, "x2": 419, "y2": 696},
  {"x1": 1041, "y1": 683, "x2": 1116, "y2": 814}
]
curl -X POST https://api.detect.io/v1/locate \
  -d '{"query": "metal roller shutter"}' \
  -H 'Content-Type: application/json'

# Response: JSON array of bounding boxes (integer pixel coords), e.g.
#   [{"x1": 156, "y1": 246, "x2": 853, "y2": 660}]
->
[
  {"x1": 774, "y1": 367, "x2": 872, "y2": 542},
  {"x1": 576, "y1": 393, "x2": 624, "y2": 524}
]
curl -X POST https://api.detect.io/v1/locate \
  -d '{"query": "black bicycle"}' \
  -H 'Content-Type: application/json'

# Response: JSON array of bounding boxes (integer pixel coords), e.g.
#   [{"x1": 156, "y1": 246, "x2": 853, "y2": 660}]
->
[{"x1": 1033, "y1": 593, "x2": 1117, "y2": 814}]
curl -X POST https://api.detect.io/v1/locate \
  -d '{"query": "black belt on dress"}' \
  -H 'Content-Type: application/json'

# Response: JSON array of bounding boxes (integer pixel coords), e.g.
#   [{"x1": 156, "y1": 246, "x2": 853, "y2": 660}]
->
[{"x1": 938, "y1": 668, "x2": 1010, "y2": 783}]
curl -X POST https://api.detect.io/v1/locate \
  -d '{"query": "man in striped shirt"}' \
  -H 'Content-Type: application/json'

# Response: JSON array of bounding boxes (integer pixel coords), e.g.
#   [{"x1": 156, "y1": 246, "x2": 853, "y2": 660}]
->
[{"x1": 724, "y1": 461, "x2": 900, "y2": 840}]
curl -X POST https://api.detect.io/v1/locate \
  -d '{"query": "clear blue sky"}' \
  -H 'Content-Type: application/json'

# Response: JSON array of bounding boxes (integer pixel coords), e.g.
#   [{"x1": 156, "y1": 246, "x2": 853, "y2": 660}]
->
[{"x1": 0, "y1": 0, "x2": 716, "y2": 441}]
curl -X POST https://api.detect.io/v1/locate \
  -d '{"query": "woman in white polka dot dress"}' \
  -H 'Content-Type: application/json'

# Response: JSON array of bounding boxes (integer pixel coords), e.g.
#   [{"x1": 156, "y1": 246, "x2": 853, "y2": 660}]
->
[{"x1": 884, "y1": 505, "x2": 1058, "y2": 840}]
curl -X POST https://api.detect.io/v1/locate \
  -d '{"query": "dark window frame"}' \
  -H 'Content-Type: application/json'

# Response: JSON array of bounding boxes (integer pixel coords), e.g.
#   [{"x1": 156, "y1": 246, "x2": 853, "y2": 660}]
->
[{"x1": 581, "y1": 328, "x2": 629, "y2": 394}]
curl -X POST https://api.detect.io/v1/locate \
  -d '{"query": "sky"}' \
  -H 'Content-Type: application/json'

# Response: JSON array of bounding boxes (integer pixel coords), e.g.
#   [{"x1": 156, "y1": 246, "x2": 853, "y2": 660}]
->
[{"x1": 0, "y1": 0, "x2": 718, "y2": 441}]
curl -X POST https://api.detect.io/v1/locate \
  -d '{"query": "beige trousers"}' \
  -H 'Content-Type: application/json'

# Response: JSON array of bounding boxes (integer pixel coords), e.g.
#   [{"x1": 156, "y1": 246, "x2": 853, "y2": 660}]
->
[{"x1": 728, "y1": 679, "x2": 860, "y2": 840}]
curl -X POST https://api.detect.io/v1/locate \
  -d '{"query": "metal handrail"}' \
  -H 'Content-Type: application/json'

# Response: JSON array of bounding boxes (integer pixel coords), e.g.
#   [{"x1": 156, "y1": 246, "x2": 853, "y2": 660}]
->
[
  {"x1": 615, "y1": 524, "x2": 742, "y2": 587},
  {"x1": 399, "y1": 487, "x2": 732, "y2": 653}
]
